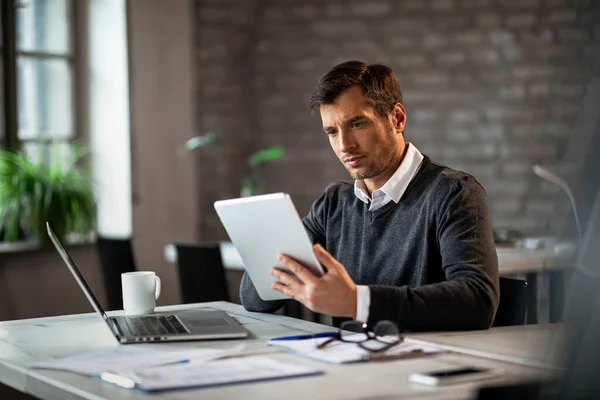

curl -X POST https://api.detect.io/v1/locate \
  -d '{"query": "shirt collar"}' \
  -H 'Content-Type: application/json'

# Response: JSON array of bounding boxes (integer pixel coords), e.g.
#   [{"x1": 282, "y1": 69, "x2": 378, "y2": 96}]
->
[{"x1": 353, "y1": 143, "x2": 424, "y2": 205}]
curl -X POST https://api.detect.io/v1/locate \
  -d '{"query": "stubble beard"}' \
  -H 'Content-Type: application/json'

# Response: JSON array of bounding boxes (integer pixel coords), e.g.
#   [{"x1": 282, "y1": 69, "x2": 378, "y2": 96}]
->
[
  {"x1": 348, "y1": 161, "x2": 387, "y2": 180},
  {"x1": 346, "y1": 147, "x2": 397, "y2": 181}
]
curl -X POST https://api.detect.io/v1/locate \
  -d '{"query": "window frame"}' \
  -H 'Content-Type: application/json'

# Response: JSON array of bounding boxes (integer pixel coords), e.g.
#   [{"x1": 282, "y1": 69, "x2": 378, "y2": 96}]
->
[{"x1": 0, "y1": 0, "x2": 79, "y2": 152}]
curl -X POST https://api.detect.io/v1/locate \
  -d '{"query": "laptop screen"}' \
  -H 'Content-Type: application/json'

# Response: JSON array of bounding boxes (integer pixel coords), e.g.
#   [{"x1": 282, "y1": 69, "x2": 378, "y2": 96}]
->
[{"x1": 46, "y1": 222, "x2": 109, "y2": 321}]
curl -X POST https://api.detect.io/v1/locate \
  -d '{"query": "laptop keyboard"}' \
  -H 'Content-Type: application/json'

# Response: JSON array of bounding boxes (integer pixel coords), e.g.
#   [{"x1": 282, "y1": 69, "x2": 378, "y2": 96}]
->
[{"x1": 124, "y1": 315, "x2": 188, "y2": 336}]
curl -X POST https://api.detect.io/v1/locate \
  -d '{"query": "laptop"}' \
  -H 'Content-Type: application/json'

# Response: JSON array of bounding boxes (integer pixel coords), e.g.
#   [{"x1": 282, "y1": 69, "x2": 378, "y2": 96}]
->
[{"x1": 47, "y1": 222, "x2": 248, "y2": 343}]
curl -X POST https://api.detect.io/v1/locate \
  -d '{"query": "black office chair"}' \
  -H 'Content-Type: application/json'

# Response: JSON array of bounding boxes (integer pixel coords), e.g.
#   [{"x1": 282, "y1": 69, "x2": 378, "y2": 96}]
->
[
  {"x1": 96, "y1": 237, "x2": 137, "y2": 311},
  {"x1": 284, "y1": 300, "x2": 303, "y2": 319},
  {"x1": 492, "y1": 277, "x2": 528, "y2": 327},
  {"x1": 174, "y1": 243, "x2": 230, "y2": 304}
]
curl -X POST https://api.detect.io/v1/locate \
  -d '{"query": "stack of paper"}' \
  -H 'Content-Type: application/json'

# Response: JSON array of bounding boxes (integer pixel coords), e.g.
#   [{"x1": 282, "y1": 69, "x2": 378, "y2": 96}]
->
[
  {"x1": 268, "y1": 334, "x2": 445, "y2": 364},
  {"x1": 31, "y1": 345, "x2": 323, "y2": 392},
  {"x1": 31, "y1": 345, "x2": 228, "y2": 376},
  {"x1": 101, "y1": 356, "x2": 322, "y2": 392}
]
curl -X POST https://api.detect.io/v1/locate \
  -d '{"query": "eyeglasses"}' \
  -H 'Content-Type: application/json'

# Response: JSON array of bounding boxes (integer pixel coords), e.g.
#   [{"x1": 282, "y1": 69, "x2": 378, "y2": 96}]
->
[{"x1": 317, "y1": 320, "x2": 403, "y2": 353}]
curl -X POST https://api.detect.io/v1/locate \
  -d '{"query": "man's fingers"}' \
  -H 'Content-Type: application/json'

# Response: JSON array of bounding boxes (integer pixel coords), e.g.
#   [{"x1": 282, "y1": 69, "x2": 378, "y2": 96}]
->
[
  {"x1": 313, "y1": 244, "x2": 341, "y2": 273},
  {"x1": 277, "y1": 254, "x2": 319, "y2": 284},
  {"x1": 271, "y1": 282, "x2": 294, "y2": 298},
  {"x1": 270, "y1": 267, "x2": 302, "y2": 287}
]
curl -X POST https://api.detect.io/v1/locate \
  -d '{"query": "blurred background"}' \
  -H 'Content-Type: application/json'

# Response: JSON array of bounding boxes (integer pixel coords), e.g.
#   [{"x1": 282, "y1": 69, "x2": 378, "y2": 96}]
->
[{"x1": 0, "y1": 0, "x2": 598, "y2": 324}]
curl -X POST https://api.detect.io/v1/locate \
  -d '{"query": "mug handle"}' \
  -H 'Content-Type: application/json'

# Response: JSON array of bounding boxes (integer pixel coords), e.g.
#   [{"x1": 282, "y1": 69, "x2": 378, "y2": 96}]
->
[{"x1": 154, "y1": 276, "x2": 162, "y2": 300}]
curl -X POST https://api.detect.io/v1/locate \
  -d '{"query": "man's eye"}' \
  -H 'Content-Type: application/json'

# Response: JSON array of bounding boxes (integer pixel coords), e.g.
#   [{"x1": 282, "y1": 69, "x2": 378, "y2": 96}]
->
[
  {"x1": 326, "y1": 130, "x2": 337, "y2": 136},
  {"x1": 351, "y1": 122, "x2": 363, "y2": 128}
]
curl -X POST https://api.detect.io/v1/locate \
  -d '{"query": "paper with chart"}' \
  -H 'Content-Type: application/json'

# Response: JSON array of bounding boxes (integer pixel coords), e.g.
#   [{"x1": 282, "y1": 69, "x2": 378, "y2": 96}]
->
[
  {"x1": 108, "y1": 356, "x2": 323, "y2": 391},
  {"x1": 30, "y1": 344, "x2": 230, "y2": 376},
  {"x1": 268, "y1": 334, "x2": 445, "y2": 364}
]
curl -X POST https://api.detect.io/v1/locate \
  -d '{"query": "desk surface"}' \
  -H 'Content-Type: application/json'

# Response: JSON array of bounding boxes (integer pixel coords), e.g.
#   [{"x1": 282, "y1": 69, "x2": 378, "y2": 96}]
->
[
  {"x1": 0, "y1": 302, "x2": 558, "y2": 400},
  {"x1": 411, "y1": 324, "x2": 562, "y2": 369}
]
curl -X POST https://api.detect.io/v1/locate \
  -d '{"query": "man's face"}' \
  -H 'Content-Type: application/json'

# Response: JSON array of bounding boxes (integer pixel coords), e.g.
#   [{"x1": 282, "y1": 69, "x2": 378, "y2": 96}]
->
[{"x1": 320, "y1": 86, "x2": 406, "y2": 183}]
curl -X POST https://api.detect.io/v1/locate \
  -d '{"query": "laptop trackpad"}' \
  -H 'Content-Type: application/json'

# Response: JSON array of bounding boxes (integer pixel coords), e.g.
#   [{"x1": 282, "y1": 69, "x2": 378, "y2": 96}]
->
[
  {"x1": 174, "y1": 310, "x2": 247, "y2": 337},
  {"x1": 186, "y1": 318, "x2": 230, "y2": 327},
  {"x1": 175, "y1": 310, "x2": 236, "y2": 327}
]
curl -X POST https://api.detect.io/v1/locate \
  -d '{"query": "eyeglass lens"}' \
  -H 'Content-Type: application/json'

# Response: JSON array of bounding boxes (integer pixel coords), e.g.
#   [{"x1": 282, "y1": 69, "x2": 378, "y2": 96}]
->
[
  {"x1": 339, "y1": 320, "x2": 366, "y2": 342},
  {"x1": 373, "y1": 321, "x2": 400, "y2": 337}
]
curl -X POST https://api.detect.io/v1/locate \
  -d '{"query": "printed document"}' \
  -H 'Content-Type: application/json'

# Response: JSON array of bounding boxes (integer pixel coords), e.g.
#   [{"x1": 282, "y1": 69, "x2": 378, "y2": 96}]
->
[
  {"x1": 101, "y1": 356, "x2": 322, "y2": 391},
  {"x1": 31, "y1": 344, "x2": 228, "y2": 376},
  {"x1": 268, "y1": 335, "x2": 445, "y2": 364}
]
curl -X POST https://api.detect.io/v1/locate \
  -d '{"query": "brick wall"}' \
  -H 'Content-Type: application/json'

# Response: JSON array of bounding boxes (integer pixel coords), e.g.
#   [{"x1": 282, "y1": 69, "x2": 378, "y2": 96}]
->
[{"x1": 194, "y1": 0, "x2": 600, "y2": 240}]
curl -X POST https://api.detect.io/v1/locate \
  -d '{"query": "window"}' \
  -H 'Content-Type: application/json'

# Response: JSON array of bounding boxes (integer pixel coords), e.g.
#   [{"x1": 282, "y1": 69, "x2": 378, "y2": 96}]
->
[{"x1": 1, "y1": 0, "x2": 75, "y2": 158}]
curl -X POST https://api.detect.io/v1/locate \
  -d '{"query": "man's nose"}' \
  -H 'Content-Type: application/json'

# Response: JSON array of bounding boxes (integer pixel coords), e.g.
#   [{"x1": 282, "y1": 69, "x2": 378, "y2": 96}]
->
[{"x1": 339, "y1": 130, "x2": 356, "y2": 153}]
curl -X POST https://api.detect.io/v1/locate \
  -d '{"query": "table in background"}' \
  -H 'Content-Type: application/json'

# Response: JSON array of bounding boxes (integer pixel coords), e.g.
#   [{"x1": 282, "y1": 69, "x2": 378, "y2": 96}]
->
[
  {"x1": 0, "y1": 302, "x2": 557, "y2": 400},
  {"x1": 165, "y1": 242, "x2": 244, "y2": 271},
  {"x1": 496, "y1": 246, "x2": 575, "y2": 324},
  {"x1": 166, "y1": 243, "x2": 576, "y2": 324}
]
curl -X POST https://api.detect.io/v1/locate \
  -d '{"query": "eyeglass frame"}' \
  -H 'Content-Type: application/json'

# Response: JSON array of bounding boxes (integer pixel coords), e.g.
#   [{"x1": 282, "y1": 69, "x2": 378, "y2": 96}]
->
[{"x1": 316, "y1": 320, "x2": 404, "y2": 353}]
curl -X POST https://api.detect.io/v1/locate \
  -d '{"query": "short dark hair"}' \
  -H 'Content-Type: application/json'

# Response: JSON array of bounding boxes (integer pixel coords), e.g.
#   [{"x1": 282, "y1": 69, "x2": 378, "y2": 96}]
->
[{"x1": 309, "y1": 60, "x2": 403, "y2": 117}]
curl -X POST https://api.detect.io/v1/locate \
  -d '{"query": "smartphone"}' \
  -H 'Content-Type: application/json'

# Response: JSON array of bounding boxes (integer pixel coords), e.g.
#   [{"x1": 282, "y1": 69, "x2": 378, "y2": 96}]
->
[{"x1": 408, "y1": 366, "x2": 501, "y2": 386}]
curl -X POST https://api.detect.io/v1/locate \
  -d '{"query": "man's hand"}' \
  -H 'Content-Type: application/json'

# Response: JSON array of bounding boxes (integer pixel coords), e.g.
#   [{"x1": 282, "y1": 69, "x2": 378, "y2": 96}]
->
[{"x1": 270, "y1": 243, "x2": 357, "y2": 318}]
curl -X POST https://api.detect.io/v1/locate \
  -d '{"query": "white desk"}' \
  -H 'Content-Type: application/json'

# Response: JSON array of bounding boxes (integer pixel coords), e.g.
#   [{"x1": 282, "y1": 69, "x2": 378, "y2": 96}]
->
[
  {"x1": 411, "y1": 324, "x2": 562, "y2": 370},
  {"x1": 0, "y1": 302, "x2": 557, "y2": 400}
]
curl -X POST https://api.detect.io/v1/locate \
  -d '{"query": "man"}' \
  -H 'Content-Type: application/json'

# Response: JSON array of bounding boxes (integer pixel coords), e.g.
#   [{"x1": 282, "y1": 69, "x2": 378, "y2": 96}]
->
[{"x1": 240, "y1": 60, "x2": 499, "y2": 331}]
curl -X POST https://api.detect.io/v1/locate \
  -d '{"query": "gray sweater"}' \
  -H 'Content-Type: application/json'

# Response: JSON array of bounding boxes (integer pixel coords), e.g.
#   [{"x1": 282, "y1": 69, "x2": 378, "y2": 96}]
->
[{"x1": 239, "y1": 156, "x2": 500, "y2": 331}]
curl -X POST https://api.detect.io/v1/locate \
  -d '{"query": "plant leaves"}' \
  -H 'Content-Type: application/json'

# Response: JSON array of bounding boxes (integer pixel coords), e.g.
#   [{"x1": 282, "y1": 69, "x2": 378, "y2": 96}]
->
[
  {"x1": 248, "y1": 145, "x2": 285, "y2": 167},
  {"x1": 0, "y1": 142, "x2": 95, "y2": 243},
  {"x1": 180, "y1": 132, "x2": 218, "y2": 154}
]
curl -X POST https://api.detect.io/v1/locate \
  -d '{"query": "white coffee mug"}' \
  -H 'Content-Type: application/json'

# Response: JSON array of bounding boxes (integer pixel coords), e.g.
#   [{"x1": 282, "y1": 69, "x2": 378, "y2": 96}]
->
[{"x1": 121, "y1": 271, "x2": 161, "y2": 315}]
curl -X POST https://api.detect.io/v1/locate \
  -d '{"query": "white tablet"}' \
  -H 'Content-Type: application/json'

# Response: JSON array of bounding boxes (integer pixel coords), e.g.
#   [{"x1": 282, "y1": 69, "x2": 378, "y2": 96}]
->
[{"x1": 214, "y1": 193, "x2": 324, "y2": 301}]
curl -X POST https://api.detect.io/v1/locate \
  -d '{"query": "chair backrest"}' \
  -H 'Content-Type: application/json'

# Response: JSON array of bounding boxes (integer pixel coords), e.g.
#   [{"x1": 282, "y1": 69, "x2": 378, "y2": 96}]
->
[
  {"x1": 174, "y1": 243, "x2": 230, "y2": 304},
  {"x1": 96, "y1": 237, "x2": 136, "y2": 311},
  {"x1": 492, "y1": 277, "x2": 528, "y2": 327}
]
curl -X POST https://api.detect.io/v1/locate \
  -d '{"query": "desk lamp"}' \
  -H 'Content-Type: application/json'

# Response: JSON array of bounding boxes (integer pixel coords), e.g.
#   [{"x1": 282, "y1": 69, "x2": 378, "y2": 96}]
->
[{"x1": 533, "y1": 165, "x2": 582, "y2": 240}]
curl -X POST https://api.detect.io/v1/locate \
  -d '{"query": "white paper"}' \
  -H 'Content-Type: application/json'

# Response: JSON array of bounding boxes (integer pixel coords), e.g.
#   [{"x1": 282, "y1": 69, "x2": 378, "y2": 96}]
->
[
  {"x1": 268, "y1": 335, "x2": 444, "y2": 364},
  {"x1": 31, "y1": 345, "x2": 229, "y2": 376},
  {"x1": 111, "y1": 356, "x2": 322, "y2": 391}
]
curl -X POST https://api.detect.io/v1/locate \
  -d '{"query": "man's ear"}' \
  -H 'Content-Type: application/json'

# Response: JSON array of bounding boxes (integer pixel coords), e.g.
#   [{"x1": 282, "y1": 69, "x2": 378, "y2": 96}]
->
[{"x1": 391, "y1": 103, "x2": 406, "y2": 133}]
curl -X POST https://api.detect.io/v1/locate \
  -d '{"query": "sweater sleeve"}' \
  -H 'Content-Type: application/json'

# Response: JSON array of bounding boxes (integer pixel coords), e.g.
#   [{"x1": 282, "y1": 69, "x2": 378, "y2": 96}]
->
[
  {"x1": 239, "y1": 271, "x2": 285, "y2": 313},
  {"x1": 239, "y1": 189, "x2": 329, "y2": 313},
  {"x1": 367, "y1": 176, "x2": 500, "y2": 331},
  {"x1": 302, "y1": 189, "x2": 328, "y2": 247}
]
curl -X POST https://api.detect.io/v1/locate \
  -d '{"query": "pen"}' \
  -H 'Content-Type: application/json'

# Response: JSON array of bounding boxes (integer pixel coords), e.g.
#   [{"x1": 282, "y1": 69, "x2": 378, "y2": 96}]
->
[
  {"x1": 158, "y1": 359, "x2": 190, "y2": 367},
  {"x1": 270, "y1": 332, "x2": 339, "y2": 341}
]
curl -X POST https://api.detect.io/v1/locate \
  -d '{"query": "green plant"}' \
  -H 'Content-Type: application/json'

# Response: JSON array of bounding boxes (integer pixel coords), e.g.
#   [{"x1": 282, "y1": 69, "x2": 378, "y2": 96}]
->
[
  {"x1": 0, "y1": 142, "x2": 96, "y2": 244},
  {"x1": 241, "y1": 145, "x2": 285, "y2": 197},
  {"x1": 181, "y1": 134, "x2": 285, "y2": 197}
]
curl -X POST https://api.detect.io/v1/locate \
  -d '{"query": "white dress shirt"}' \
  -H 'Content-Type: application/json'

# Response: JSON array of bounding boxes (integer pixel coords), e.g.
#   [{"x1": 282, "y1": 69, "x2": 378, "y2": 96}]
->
[{"x1": 353, "y1": 143, "x2": 424, "y2": 323}]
